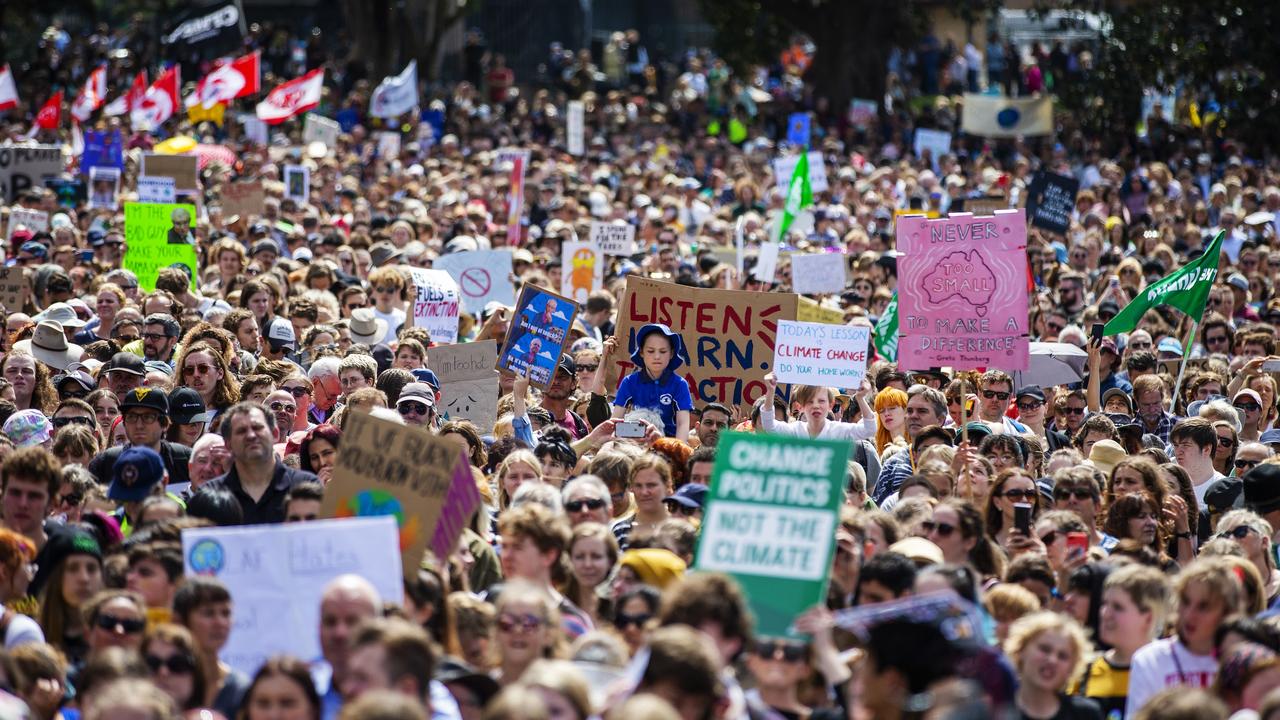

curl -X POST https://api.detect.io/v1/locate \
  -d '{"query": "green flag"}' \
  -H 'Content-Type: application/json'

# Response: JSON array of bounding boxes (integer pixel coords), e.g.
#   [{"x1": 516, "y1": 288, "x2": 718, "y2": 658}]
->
[
  {"x1": 1103, "y1": 231, "x2": 1224, "y2": 336},
  {"x1": 873, "y1": 292, "x2": 898, "y2": 361},
  {"x1": 778, "y1": 151, "x2": 813, "y2": 241}
]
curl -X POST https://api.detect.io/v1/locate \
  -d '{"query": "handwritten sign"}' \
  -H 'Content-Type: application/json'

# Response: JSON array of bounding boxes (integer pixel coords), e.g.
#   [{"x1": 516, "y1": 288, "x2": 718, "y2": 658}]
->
[
  {"x1": 427, "y1": 340, "x2": 499, "y2": 433},
  {"x1": 913, "y1": 128, "x2": 952, "y2": 171},
  {"x1": 590, "y1": 221, "x2": 636, "y2": 255},
  {"x1": 796, "y1": 297, "x2": 844, "y2": 325},
  {"x1": 406, "y1": 268, "x2": 460, "y2": 344},
  {"x1": 790, "y1": 252, "x2": 847, "y2": 295},
  {"x1": 0, "y1": 145, "x2": 63, "y2": 202},
  {"x1": 219, "y1": 180, "x2": 265, "y2": 219},
  {"x1": 7, "y1": 207, "x2": 48, "y2": 243},
  {"x1": 123, "y1": 202, "x2": 199, "y2": 292},
  {"x1": 141, "y1": 154, "x2": 198, "y2": 192},
  {"x1": 182, "y1": 517, "x2": 403, "y2": 675},
  {"x1": 773, "y1": 321, "x2": 870, "y2": 388},
  {"x1": 434, "y1": 250, "x2": 515, "y2": 314},
  {"x1": 498, "y1": 285, "x2": 578, "y2": 390},
  {"x1": 561, "y1": 239, "x2": 603, "y2": 304},
  {"x1": 567, "y1": 100, "x2": 585, "y2": 156},
  {"x1": 1026, "y1": 171, "x2": 1079, "y2": 235},
  {"x1": 137, "y1": 176, "x2": 176, "y2": 204},
  {"x1": 0, "y1": 267, "x2": 26, "y2": 313},
  {"x1": 321, "y1": 411, "x2": 473, "y2": 574},
  {"x1": 896, "y1": 209, "x2": 1029, "y2": 371},
  {"x1": 772, "y1": 151, "x2": 828, "y2": 194},
  {"x1": 303, "y1": 114, "x2": 341, "y2": 148},
  {"x1": 606, "y1": 277, "x2": 798, "y2": 417}
]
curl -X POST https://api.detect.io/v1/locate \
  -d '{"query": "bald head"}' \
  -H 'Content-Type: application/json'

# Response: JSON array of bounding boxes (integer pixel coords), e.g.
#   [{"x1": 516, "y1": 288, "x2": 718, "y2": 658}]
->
[{"x1": 320, "y1": 574, "x2": 382, "y2": 675}]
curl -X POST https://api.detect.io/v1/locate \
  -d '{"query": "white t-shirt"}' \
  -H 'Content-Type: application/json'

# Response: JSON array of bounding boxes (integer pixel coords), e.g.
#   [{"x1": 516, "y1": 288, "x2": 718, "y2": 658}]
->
[
  {"x1": 1125, "y1": 637, "x2": 1218, "y2": 719},
  {"x1": 1192, "y1": 470, "x2": 1227, "y2": 509},
  {"x1": 372, "y1": 307, "x2": 405, "y2": 345},
  {"x1": 3, "y1": 613, "x2": 44, "y2": 649}
]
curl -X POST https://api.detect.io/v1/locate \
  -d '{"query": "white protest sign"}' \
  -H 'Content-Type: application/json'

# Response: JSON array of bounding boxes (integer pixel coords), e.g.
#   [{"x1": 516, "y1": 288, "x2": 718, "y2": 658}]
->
[
  {"x1": 913, "y1": 128, "x2": 952, "y2": 171},
  {"x1": 754, "y1": 242, "x2": 780, "y2": 283},
  {"x1": 182, "y1": 516, "x2": 403, "y2": 675},
  {"x1": 589, "y1": 221, "x2": 636, "y2": 255},
  {"x1": 303, "y1": 114, "x2": 341, "y2": 148},
  {"x1": 773, "y1": 321, "x2": 870, "y2": 388},
  {"x1": 560, "y1": 239, "x2": 604, "y2": 304},
  {"x1": 567, "y1": 100, "x2": 585, "y2": 156},
  {"x1": 407, "y1": 268, "x2": 461, "y2": 344},
  {"x1": 7, "y1": 207, "x2": 48, "y2": 243},
  {"x1": 772, "y1": 151, "x2": 828, "y2": 193},
  {"x1": 376, "y1": 131, "x2": 401, "y2": 160},
  {"x1": 427, "y1": 340, "x2": 499, "y2": 432},
  {"x1": 283, "y1": 165, "x2": 309, "y2": 203},
  {"x1": 0, "y1": 145, "x2": 63, "y2": 203},
  {"x1": 433, "y1": 250, "x2": 516, "y2": 315},
  {"x1": 239, "y1": 114, "x2": 269, "y2": 146},
  {"x1": 137, "y1": 176, "x2": 176, "y2": 204},
  {"x1": 790, "y1": 252, "x2": 847, "y2": 295}
]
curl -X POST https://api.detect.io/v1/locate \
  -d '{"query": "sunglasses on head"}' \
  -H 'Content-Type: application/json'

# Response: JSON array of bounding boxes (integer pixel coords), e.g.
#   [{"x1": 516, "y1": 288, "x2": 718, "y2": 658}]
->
[
  {"x1": 754, "y1": 640, "x2": 806, "y2": 662},
  {"x1": 564, "y1": 498, "x2": 606, "y2": 513},
  {"x1": 921, "y1": 520, "x2": 957, "y2": 537}
]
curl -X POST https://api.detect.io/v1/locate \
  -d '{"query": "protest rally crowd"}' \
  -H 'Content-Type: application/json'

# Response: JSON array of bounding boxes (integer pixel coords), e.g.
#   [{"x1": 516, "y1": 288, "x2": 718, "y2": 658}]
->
[{"x1": 3, "y1": 8, "x2": 1280, "y2": 720}]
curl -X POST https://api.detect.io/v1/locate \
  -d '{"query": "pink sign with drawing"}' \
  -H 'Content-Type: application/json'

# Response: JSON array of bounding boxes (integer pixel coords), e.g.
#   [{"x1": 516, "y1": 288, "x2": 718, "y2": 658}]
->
[{"x1": 896, "y1": 209, "x2": 1029, "y2": 371}]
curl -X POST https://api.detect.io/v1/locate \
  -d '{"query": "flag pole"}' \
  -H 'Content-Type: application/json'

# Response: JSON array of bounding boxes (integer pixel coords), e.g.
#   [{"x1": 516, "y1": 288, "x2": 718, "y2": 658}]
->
[{"x1": 1170, "y1": 318, "x2": 1199, "y2": 415}]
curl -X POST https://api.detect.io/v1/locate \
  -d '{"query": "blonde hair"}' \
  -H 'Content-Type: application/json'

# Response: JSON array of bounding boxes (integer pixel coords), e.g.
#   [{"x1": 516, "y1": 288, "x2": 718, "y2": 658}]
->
[
  {"x1": 497, "y1": 449, "x2": 543, "y2": 509},
  {"x1": 1103, "y1": 564, "x2": 1171, "y2": 640},
  {"x1": 1003, "y1": 611, "x2": 1091, "y2": 691},
  {"x1": 983, "y1": 583, "x2": 1041, "y2": 622},
  {"x1": 1175, "y1": 557, "x2": 1248, "y2": 624},
  {"x1": 518, "y1": 660, "x2": 593, "y2": 718}
]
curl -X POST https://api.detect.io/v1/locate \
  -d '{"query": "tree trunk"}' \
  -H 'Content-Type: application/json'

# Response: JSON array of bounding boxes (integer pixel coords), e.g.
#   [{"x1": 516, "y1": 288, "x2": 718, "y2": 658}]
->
[{"x1": 784, "y1": 2, "x2": 914, "y2": 111}]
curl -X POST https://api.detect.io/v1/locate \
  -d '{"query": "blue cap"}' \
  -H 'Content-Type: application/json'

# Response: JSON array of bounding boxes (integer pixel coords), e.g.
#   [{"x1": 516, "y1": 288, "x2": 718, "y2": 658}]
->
[
  {"x1": 1157, "y1": 338, "x2": 1183, "y2": 356},
  {"x1": 19, "y1": 241, "x2": 47, "y2": 258},
  {"x1": 410, "y1": 367, "x2": 440, "y2": 390},
  {"x1": 664, "y1": 483, "x2": 709, "y2": 510},
  {"x1": 109, "y1": 446, "x2": 165, "y2": 502},
  {"x1": 1260, "y1": 429, "x2": 1280, "y2": 446}
]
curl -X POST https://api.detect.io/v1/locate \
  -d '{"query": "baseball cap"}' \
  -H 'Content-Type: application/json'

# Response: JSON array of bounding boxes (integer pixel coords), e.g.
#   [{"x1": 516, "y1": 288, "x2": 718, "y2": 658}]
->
[
  {"x1": 557, "y1": 353, "x2": 577, "y2": 376},
  {"x1": 53, "y1": 369, "x2": 96, "y2": 394},
  {"x1": 121, "y1": 387, "x2": 170, "y2": 415},
  {"x1": 1014, "y1": 386, "x2": 1045, "y2": 403},
  {"x1": 106, "y1": 352, "x2": 146, "y2": 377},
  {"x1": 396, "y1": 382, "x2": 436, "y2": 407},
  {"x1": 1227, "y1": 273, "x2": 1250, "y2": 292},
  {"x1": 1157, "y1": 338, "x2": 1183, "y2": 357},
  {"x1": 250, "y1": 238, "x2": 278, "y2": 256},
  {"x1": 409, "y1": 368, "x2": 441, "y2": 391},
  {"x1": 266, "y1": 318, "x2": 297, "y2": 351},
  {"x1": 664, "y1": 483, "x2": 709, "y2": 510},
  {"x1": 19, "y1": 241, "x2": 48, "y2": 259},
  {"x1": 109, "y1": 446, "x2": 166, "y2": 502},
  {"x1": 169, "y1": 387, "x2": 214, "y2": 425}
]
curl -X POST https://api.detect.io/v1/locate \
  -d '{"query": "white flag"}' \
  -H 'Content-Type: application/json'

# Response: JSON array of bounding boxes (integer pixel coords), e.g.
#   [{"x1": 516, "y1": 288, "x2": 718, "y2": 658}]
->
[
  {"x1": 0, "y1": 64, "x2": 18, "y2": 111},
  {"x1": 369, "y1": 60, "x2": 418, "y2": 119},
  {"x1": 961, "y1": 94, "x2": 1054, "y2": 138}
]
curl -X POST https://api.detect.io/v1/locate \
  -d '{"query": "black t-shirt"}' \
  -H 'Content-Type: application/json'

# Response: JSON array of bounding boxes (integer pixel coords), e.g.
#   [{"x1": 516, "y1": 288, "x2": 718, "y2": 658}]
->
[{"x1": 1018, "y1": 695, "x2": 1103, "y2": 720}]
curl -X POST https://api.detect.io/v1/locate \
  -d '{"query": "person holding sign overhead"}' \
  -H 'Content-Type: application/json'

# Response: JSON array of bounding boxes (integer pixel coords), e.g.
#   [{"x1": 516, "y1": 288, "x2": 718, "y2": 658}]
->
[{"x1": 757, "y1": 372, "x2": 876, "y2": 441}]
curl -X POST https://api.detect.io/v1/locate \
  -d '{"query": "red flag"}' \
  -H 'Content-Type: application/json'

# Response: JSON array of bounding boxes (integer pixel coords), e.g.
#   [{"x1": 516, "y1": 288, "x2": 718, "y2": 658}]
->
[
  {"x1": 33, "y1": 91, "x2": 62, "y2": 129},
  {"x1": 187, "y1": 51, "x2": 261, "y2": 109},
  {"x1": 132, "y1": 66, "x2": 180, "y2": 132},
  {"x1": 0, "y1": 64, "x2": 18, "y2": 112},
  {"x1": 70, "y1": 65, "x2": 108, "y2": 122},
  {"x1": 256, "y1": 68, "x2": 323, "y2": 125},
  {"x1": 104, "y1": 70, "x2": 147, "y2": 116}
]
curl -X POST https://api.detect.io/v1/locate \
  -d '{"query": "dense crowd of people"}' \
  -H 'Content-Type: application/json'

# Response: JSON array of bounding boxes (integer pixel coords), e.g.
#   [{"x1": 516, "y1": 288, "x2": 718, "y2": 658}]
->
[{"x1": 0, "y1": 10, "x2": 1279, "y2": 720}]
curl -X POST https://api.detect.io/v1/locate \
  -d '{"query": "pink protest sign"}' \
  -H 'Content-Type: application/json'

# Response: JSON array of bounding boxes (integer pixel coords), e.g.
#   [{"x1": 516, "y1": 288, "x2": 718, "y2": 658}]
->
[{"x1": 896, "y1": 209, "x2": 1029, "y2": 371}]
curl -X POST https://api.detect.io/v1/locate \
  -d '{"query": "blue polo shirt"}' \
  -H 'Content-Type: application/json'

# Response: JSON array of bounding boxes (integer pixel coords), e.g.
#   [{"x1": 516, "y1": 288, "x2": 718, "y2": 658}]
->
[{"x1": 613, "y1": 370, "x2": 693, "y2": 437}]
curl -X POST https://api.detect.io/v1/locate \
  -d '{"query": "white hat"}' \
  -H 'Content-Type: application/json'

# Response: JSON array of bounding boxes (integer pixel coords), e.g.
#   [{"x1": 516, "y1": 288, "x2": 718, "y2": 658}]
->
[
  {"x1": 347, "y1": 308, "x2": 389, "y2": 346},
  {"x1": 14, "y1": 321, "x2": 84, "y2": 371}
]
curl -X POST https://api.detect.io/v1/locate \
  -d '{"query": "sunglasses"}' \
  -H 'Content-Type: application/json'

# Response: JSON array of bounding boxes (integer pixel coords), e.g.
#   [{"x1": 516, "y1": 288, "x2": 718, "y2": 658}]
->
[
  {"x1": 183, "y1": 364, "x2": 216, "y2": 377},
  {"x1": 58, "y1": 493, "x2": 83, "y2": 506},
  {"x1": 564, "y1": 498, "x2": 606, "y2": 513},
  {"x1": 1217, "y1": 436, "x2": 1237, "y2": 448},
  {"x1": 497, "y1": 612, "x2": 544, "y2": 634},
  {"x1": 141, "y1": 332, "x2": 172, "y2": 341},
  {"x1": 1218, "y1": 525, "x2": 1254, "y2": 540},
  {"x1": 1235, "y1": 458, "x2": 1261, "y2": 471},
  {"x1": 282, "y1": 386, "x2": 310, "y2": 397},
  {"x1": 145, "y1": 654, "x2": 195, "y2": 675},
  {"x1": 754, "y1": 641, "x2": 806, "y2": 662},
  {"x1": 664, "y1": 502, "x2": 699, "y2": 517},
  {"x1": 95, "y1": 614, "x2": 146, "y2": 634},
  {"x1": 982, "y1": 390, "x2": 1011, "y2": 401},
  {"x1": 614, "y1": 612, "x2": 651, "y2": 629},
  {"x1": 374, "y1": 286, "x2": 398, "y2": 294},
  {"x1": 398, "y1": 402, "x2": 431, "y2": 416},
  {"x1": 269, "y1": 401, "x2": 297, "y2": 414},
  {"x1": 1016, "y1": 401, "x2": 1043, "y2": 411},
  {"x1": 1039, "y1": 531, "x2": 1058, "y2": 546},
  {"x1": 921, "y1": 520, "x2": 957, "y2": 538},
  {"x1": 1234, "y1": 403, "x2": 1261, "y2": 413},
  {"x1": 1063, "y1": 407, "x2": 1086, "y2": 415},
  {"x1": 51, "y1": 416, "x2": 95, "y2": 429},
  {"x1": 575, "y1": 364, "x2": 599, "y2": 373},
  {"x1": 1001, "y1": 489, "x2": 1037, "y2": 499},
  {"x1": 1054, "y1": 487, "x2": 1095, "y2": 501}
]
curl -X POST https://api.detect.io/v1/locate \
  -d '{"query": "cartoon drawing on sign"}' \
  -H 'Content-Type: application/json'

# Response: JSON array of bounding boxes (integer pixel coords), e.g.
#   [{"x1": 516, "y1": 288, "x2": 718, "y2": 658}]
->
[
  {"x1": 568, "y1": 247, "x2": 595, "y2": 302},
  {"x1": 921, "y1": 250, "x2": 996, "y2": 317}
]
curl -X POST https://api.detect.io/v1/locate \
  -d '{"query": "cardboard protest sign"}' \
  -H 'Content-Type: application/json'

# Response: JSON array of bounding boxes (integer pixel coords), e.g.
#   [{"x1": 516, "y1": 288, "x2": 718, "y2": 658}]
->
[
  {"x1": 123, "y1": 202, "x2": 199, "y2": 292},
  {"x1": 7, "y1": 207, "x2": 48, "y2": 243},
  {"x1": 220, "y1": 180, "x2": 265, "y2": 219},
  {"x1": 497, "y1": 284, "x2": 578, "y2": 390},
  {"x1": 773, "y1": 321, "x2": 870, "y2": 388},
  {"x1": 427, "y1": 340, "x2": 499, "y2": 432},
  {"x1": 561, "y1": 239, "x2": 603, "y2": 304},
  {"x1": 141, "y1": 153, "x2": 199, "y2": 192},
  {"x1": 182, "y1": 516, "x2": 402, "y2": 675},
  {"x1": 567, "y1": 100, "x2": 585, "y2": 156},
  {"x1": 81, "y1": 130, "x2": 124, "y2": 175},
  {"x1": 796, "y1": 297, "x2": 844, "y2": 325},
  {"x1": 896, "y1": 209, "x2": 1029, "y2": 371},
  {"x1": 694, "y1": 431, "x2": 848, "y2": 638},
  {"x1": 772, "y1": 151, "x2": 828, "y2": 193},
  {"x1": 590, "y1": 220, "x2": 636, "y2": 255},
  {"x1": 0, "y1": 267, "x2": 26, "y2": 313},
  {"x1": 303, "y1": 114, "x2": 341, "y2": 148},
  {"x1": 283, "y1": 165, "x2": 309, "y2": 203},
  {"x1": 434, "y1": 249, "x2": 516, "y2": 315},
  {"x1": 323, "y1": 411, "x2": 474, "y2": 574},
  {"x1": 137, "y1": 176, "x2": 176, "y2": 204},
  {"x1": 88, "y1": 167, "x2": 120, "y2": 210},
  {"x1": 790, "y1": 252, "x2": 847, "y2": 295},
  {"x1": 0, "y1": 145, "x2": 63, "y2": 202},
  {"x1": 1025, "y1": 171, "x2": 1080, "y2": 235},
  {"x1": 605, "y1": 277, "x2": 798, "y2": 417},
  {"x1": 960, "y1": 195, "x2": 1008, "y2": 215},
  {"x1": 406, "y1": 268, "x2": 461, "y2": 344}
]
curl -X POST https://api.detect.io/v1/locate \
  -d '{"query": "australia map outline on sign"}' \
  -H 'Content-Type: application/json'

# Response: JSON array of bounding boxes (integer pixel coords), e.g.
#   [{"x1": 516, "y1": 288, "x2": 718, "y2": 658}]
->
[{"x1": 920, "y1": 250, "x2": 996, "y2": 317}]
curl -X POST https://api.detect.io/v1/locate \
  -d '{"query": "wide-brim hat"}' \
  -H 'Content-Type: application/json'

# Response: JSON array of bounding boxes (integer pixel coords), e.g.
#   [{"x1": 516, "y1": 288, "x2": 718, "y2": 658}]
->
[
  {"x1": 14, "y1": 321, "x2": 83, "y2": 371},
  {"x1": 347, "y1": 308, "x2": 390, "y2": 345}
]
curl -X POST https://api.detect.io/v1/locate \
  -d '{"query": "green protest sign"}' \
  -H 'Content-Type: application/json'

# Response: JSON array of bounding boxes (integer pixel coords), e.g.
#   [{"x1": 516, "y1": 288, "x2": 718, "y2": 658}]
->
[
  {"x1": 123, "y1": 202, "x2": 198, "y2": 292},
  {"x1": 694, "y1": 431, "x2": 849, "y2": 639}
]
